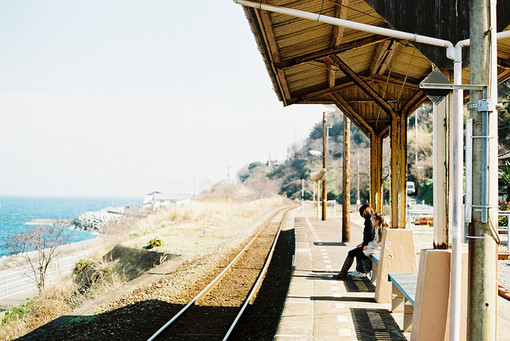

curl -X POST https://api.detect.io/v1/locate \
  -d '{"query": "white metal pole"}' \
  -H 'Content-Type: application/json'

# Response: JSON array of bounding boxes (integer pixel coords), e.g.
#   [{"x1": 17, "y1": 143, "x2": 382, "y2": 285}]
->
[{"x1": 450, "y1": 43, "x2": 464, "y2": 341}]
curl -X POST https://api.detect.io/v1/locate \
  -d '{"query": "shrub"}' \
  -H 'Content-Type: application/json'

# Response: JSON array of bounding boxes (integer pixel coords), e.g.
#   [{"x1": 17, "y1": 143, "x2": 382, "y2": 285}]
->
[
  {"x1": 499, "y1": 201, "x2": 510, "y2": 227},
  {"x1": 144, "y1": 237, "x2": 163, "y2": 249},
  {"x1": 73, "y1": 259, "x2": 93, "y2": 275},
  {"x1": 1, "y1": 299, "x2": 31, "y2": 327}
]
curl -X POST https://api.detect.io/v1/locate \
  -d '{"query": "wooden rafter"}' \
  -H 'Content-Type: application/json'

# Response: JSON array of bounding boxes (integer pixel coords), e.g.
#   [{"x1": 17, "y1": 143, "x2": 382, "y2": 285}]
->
[
  {"x1": 369, "y1": 74, "x2": 419, "y2": 90},
  {"x1": 498, "y1": 57, "x2": 510, "y2": 69},
  {"x1": 275, "y1": 35, "x2": 388, "y2": 69},
  {"x1": 328, "y1": 0, "x2": 350, "y2": 88},
  {"x1": 498, "y1": 67, "x2": 510, "y2": 84},
  {"x1": 329, "y1": 92, "x2": 373, "y2": 136},
  {"x1": 331, "y1": 0, "x2": 349, "y2": 48},
  {"x1": 255, "y1": 8, "x2": 292, "y2": 103},
  {"x1": 402, "y1": 91, "x2": 428, "y2": 116},
  {"x1": 329, "y1": 54, "x2": 396, "y2": 117},
  {"x1": 369, "y1": 40, "x2": 397, "y2": 76}
]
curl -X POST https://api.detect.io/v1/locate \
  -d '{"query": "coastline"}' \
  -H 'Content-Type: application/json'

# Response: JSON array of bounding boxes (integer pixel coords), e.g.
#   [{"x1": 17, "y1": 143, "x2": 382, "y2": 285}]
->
[{"x1": 25, "y1": 219, "x2": 73, "y2": 226}]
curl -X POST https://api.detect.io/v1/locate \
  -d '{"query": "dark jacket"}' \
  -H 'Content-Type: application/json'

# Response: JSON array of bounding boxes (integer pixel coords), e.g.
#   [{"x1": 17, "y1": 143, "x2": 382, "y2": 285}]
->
[{"x1": 362, "y1": 216, "x2": 375, "y2": 247}]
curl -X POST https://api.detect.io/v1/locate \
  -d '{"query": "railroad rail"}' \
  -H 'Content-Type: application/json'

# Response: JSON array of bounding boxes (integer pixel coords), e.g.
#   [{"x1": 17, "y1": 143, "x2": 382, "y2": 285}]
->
[{"x1": 147, "y1": 205, "x2": 295, "y2": 341}]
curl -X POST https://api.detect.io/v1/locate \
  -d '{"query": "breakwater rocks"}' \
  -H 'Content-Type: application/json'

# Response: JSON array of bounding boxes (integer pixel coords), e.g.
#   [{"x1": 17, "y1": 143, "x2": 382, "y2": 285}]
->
[{"x1": 71, "y1": 207, "x2": 126, "y2": 232}]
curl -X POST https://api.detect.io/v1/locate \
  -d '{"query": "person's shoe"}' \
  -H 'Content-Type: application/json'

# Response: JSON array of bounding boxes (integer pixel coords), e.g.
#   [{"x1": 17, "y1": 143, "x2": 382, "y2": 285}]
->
[
  {"x1": 333, "y1": 273, "x2": 348, "y2": 280},
  {"x1": 349, "y1": 271, "x2": 367, "y2": 278}
]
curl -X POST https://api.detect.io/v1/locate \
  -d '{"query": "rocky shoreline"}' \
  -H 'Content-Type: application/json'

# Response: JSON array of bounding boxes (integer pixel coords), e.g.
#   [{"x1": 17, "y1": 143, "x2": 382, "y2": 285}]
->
[{"x1": 27, "y1": 206, "x2": 135, "y2": 233}]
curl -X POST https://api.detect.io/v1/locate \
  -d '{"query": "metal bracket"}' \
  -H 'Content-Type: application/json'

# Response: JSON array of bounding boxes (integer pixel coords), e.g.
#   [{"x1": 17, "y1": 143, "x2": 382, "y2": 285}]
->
[
  {"x1": 419, "y1": 83, "x2": 486, "y2": 91},
  {"x1": 468, "y1": 99, "x2": 497, "y2": 112}
]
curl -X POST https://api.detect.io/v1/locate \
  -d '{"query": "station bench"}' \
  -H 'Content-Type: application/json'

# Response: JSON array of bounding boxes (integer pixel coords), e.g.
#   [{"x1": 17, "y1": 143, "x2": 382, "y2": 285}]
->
[{"x1": 388, "y1": 272, "x2": 418, "y2": 332}]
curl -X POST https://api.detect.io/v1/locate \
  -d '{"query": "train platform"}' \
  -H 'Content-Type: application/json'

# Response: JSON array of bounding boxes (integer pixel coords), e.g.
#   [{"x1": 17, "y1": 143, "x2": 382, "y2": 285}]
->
[{"x1": 275, "y1": 209, "x2": 510, "y2": 340}]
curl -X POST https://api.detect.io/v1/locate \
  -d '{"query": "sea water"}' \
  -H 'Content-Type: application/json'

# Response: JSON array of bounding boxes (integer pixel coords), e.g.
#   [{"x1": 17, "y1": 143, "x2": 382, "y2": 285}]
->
[{"x1": 0, "y1": 196, "x2": 141, "y2": 257}]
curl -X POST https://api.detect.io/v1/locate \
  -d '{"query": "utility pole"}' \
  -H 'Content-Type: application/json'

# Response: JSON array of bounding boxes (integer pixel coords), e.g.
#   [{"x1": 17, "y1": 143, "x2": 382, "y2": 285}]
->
[
  {"x1": 357, "y1": 149, "x2": 360, "y2": 209},
  {"x1": 342, "y1": 116, "x2": 351, "y2": 242},
  {"x1": 467, "y1": 0, "x2": 498, "y2": 339},
  {"x1": 322, "y1": 112, "x2": 327, "y2": 221}
]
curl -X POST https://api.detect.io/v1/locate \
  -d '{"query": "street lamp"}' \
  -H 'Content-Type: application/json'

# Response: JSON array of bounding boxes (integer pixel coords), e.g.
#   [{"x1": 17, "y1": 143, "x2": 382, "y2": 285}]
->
[{"x1": 309, "y1": 111, "x2": 328, "y2": 221}]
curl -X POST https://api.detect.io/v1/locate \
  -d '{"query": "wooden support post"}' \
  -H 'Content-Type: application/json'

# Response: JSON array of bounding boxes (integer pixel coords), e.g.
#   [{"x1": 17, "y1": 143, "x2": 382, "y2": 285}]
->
[
  {"x1": 390, "y1": 113, "x2": 407, "y2": 228},
  {"x1": 370, "y1": 133, "x2": 383, "y2": 213},
  {"x1": 322, "y1": 112, "x2": 327, "y2": 221},
  {"x1": 342, "y1": 115, "x2": 351, "y2": 242}
]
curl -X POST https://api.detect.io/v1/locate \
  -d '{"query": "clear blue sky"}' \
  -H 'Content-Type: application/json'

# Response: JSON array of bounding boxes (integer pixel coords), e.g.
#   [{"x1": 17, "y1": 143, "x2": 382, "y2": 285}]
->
[{"x1": 0, "y1": 1, "x2": 328, "y2": 196}]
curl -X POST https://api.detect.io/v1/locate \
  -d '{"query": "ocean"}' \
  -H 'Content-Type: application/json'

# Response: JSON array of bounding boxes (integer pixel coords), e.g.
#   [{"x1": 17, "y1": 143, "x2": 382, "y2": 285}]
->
[{"x1": 0, "y1": 196, "x2": 141, "y2": 257}]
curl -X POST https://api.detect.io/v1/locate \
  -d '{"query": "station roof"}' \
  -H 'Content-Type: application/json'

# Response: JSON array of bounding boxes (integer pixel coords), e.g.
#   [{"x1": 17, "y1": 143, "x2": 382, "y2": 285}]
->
[{"x1": 241, "y1": 0, "x2": 510, "y2": 136}]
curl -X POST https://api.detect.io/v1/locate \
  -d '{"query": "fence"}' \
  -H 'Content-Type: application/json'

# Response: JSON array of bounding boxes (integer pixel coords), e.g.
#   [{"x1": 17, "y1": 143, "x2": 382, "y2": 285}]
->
[
  {"x1": 0, "y1": 250, "x2": 92, "y2": 301},
  {"x1": 406, "y1": 204, "x2": 434, "y2": 229}
]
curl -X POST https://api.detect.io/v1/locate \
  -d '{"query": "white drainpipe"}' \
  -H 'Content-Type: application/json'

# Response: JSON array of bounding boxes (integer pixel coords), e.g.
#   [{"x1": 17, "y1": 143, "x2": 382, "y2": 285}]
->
[
  {"x1": 233, "y1": 1, "x2": 509, "y2": 339},
  {"x1": 451, "y1": 39, "x2": 468, "y2": 341},
  {"x1": 234, "y1": 0, "x2": 455, "y2": 57}
]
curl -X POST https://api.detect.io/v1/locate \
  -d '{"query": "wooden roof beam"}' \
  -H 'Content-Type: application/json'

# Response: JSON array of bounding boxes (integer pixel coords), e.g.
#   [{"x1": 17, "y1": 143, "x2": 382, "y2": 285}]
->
[
  {"x1": 402, "y1": 91, "x2": 428, "y2": 116},
  {"x1": 369, "y1": 40, "x2": 397, "y2": 76},
  {"x1": 328, "y1": 0, "x2": 350, "y2": 88},
  {"x1": 275, "y1": 35, "x2": 389, "y2": 69},
  {"x1": 254, "y1": 8, "x2": 292, "y2": 104},
  {"x1": 331, "y1": 0, "x2": 350, "y2": 48},
  {"x1": 329, "y1": 54, "x2": 396, "y2": 117},
  {"x1": 329, "y1": 92, "x2": 373, "y2": 136},
  {"x1": 498, "y1": 57, "x2": 510, "y2": 69}
]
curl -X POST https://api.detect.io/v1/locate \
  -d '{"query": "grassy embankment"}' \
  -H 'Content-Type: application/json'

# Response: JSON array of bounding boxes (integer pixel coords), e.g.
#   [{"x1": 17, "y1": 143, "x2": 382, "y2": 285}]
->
[{"x1": 0, "y1": 187, "x2": 292, "y2": 341}]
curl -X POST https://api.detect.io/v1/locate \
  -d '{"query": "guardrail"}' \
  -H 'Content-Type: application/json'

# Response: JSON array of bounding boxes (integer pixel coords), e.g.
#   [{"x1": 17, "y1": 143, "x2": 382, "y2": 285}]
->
[
  {"x1": 498, "y1": 211, "x2": 510, "y2": 253},
  {"x1": 0, "y1": 250, "x2": 92, "y2": 301},
  {"x1": 406, "y1": 206, "x2": 434, "y2": 229},
  {"x1": 405, "y1": 207, "x2": 509, "y2": 252}
]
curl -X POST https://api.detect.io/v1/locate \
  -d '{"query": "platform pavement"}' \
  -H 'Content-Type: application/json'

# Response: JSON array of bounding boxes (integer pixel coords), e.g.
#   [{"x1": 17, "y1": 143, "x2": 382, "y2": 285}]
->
[{"x1": 275, "y1": 209, "x2": 510, "y2": 340}]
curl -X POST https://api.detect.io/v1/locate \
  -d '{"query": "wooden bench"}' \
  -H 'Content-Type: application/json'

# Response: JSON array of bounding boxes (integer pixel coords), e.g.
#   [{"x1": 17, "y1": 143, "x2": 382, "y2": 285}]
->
[
  {"x1": 388, "y1": 272, "x2": 418, "y2": 332},
  {"x1": 370, "y1": 251, "x2": 380, "y2": 282},
  {"x1": 414, "y1": 216, "x2": 433, "y2": 225}
]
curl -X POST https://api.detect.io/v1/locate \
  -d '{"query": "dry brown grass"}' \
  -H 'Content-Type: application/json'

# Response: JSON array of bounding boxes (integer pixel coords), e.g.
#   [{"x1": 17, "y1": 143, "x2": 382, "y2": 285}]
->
[{"x1": 0, "y1": 193, "x2": 291, "y2": 340}]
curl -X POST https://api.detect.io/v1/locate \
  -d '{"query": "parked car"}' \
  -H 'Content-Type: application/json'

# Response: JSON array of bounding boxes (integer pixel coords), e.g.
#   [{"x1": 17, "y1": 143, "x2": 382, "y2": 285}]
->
[{"x1": 406, "y1": 181, "x2": 415, "y2": 195}]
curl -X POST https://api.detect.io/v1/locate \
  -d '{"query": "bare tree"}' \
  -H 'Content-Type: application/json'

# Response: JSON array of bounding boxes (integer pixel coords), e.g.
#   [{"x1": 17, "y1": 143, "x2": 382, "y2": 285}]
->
[{"x1": 7, "y1": 224, "x2": 67, "y2": 293}]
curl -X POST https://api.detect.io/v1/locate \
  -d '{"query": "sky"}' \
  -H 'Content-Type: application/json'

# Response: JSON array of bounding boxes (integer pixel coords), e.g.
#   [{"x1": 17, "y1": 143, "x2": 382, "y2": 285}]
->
[{"x1": 0, "y1": 1, "x2": 329, "y2": 197}]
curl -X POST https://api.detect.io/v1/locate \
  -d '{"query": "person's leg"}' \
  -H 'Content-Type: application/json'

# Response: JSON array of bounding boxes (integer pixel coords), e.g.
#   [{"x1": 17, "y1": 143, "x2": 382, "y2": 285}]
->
[
  {"x1": 334, "y1": 256, "x2": 353, "y2": 279},
  {"x1": 334, "y1": 247, "x2": 362, "y2": 279}
]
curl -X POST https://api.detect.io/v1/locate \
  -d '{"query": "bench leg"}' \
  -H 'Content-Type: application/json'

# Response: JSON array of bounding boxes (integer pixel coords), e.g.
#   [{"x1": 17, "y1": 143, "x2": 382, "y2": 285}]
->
[
  {"x1": 391, "y1": 284, "x2": 404, "y2": 313},
  {"x1": 403, "y1": 301, "x2": 413, "y2": 332},
  {"x1": 371, "y1": 260, "x2": 378, "y2": 282}
]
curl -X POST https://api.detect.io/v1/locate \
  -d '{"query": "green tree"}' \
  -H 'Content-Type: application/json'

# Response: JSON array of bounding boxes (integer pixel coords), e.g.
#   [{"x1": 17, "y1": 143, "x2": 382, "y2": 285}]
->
[{"x1": 499, "y1": 80, "x2": 510, "y2": 154}]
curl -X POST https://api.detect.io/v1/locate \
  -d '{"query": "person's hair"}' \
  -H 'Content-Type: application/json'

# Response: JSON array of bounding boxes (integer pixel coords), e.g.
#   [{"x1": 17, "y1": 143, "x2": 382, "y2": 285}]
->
[
  {"x1": 373, "y1": 213, "x2": 389, "y2": 242},
  {"x1": 359, "y1": 204, "x2": 375, "y2": 219}
]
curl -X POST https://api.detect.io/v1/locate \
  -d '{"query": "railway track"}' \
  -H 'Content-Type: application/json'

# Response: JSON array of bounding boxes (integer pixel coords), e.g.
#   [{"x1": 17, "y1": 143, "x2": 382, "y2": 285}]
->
[{"x1": 147, "y1": 206, "x2": 295, "y2": 341}]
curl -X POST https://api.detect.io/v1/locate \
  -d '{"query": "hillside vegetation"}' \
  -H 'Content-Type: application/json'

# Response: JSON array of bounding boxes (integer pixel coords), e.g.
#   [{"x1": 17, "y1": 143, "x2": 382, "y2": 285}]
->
[{"x1": 240, "y1": 80, "x2": 510, "y2": 206}]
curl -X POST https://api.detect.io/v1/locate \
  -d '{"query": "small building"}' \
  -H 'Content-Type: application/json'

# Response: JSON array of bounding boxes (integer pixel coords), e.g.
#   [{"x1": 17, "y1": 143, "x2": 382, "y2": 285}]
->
[
  {"x1": 143, "y1": 191, "x2": 176, "y2": 209},
  {"x1": 143, "y1": 191, "x2": 192, "y2": 209}
]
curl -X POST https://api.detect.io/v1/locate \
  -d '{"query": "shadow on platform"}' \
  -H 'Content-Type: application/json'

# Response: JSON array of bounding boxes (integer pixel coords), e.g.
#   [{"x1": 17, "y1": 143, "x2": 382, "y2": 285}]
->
[
  {"x1": 345, "y1": 276, "x2": 376, "y2": 293},
  {"x1": 313, "y1": 242, "x2": 346, "y2": 247},
  {"x1": 351, "y1": 308, "x2": 406, "y2": 340}
]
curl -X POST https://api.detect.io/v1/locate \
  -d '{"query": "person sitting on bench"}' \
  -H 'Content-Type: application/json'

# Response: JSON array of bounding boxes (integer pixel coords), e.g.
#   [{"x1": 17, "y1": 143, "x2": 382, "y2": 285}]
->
[
  {"x1": 363, "y1": 213, "x2": 387, "y2": 256},
  {"x1": 334, "y1": 204, "x2": 376, "y2": 279}
]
